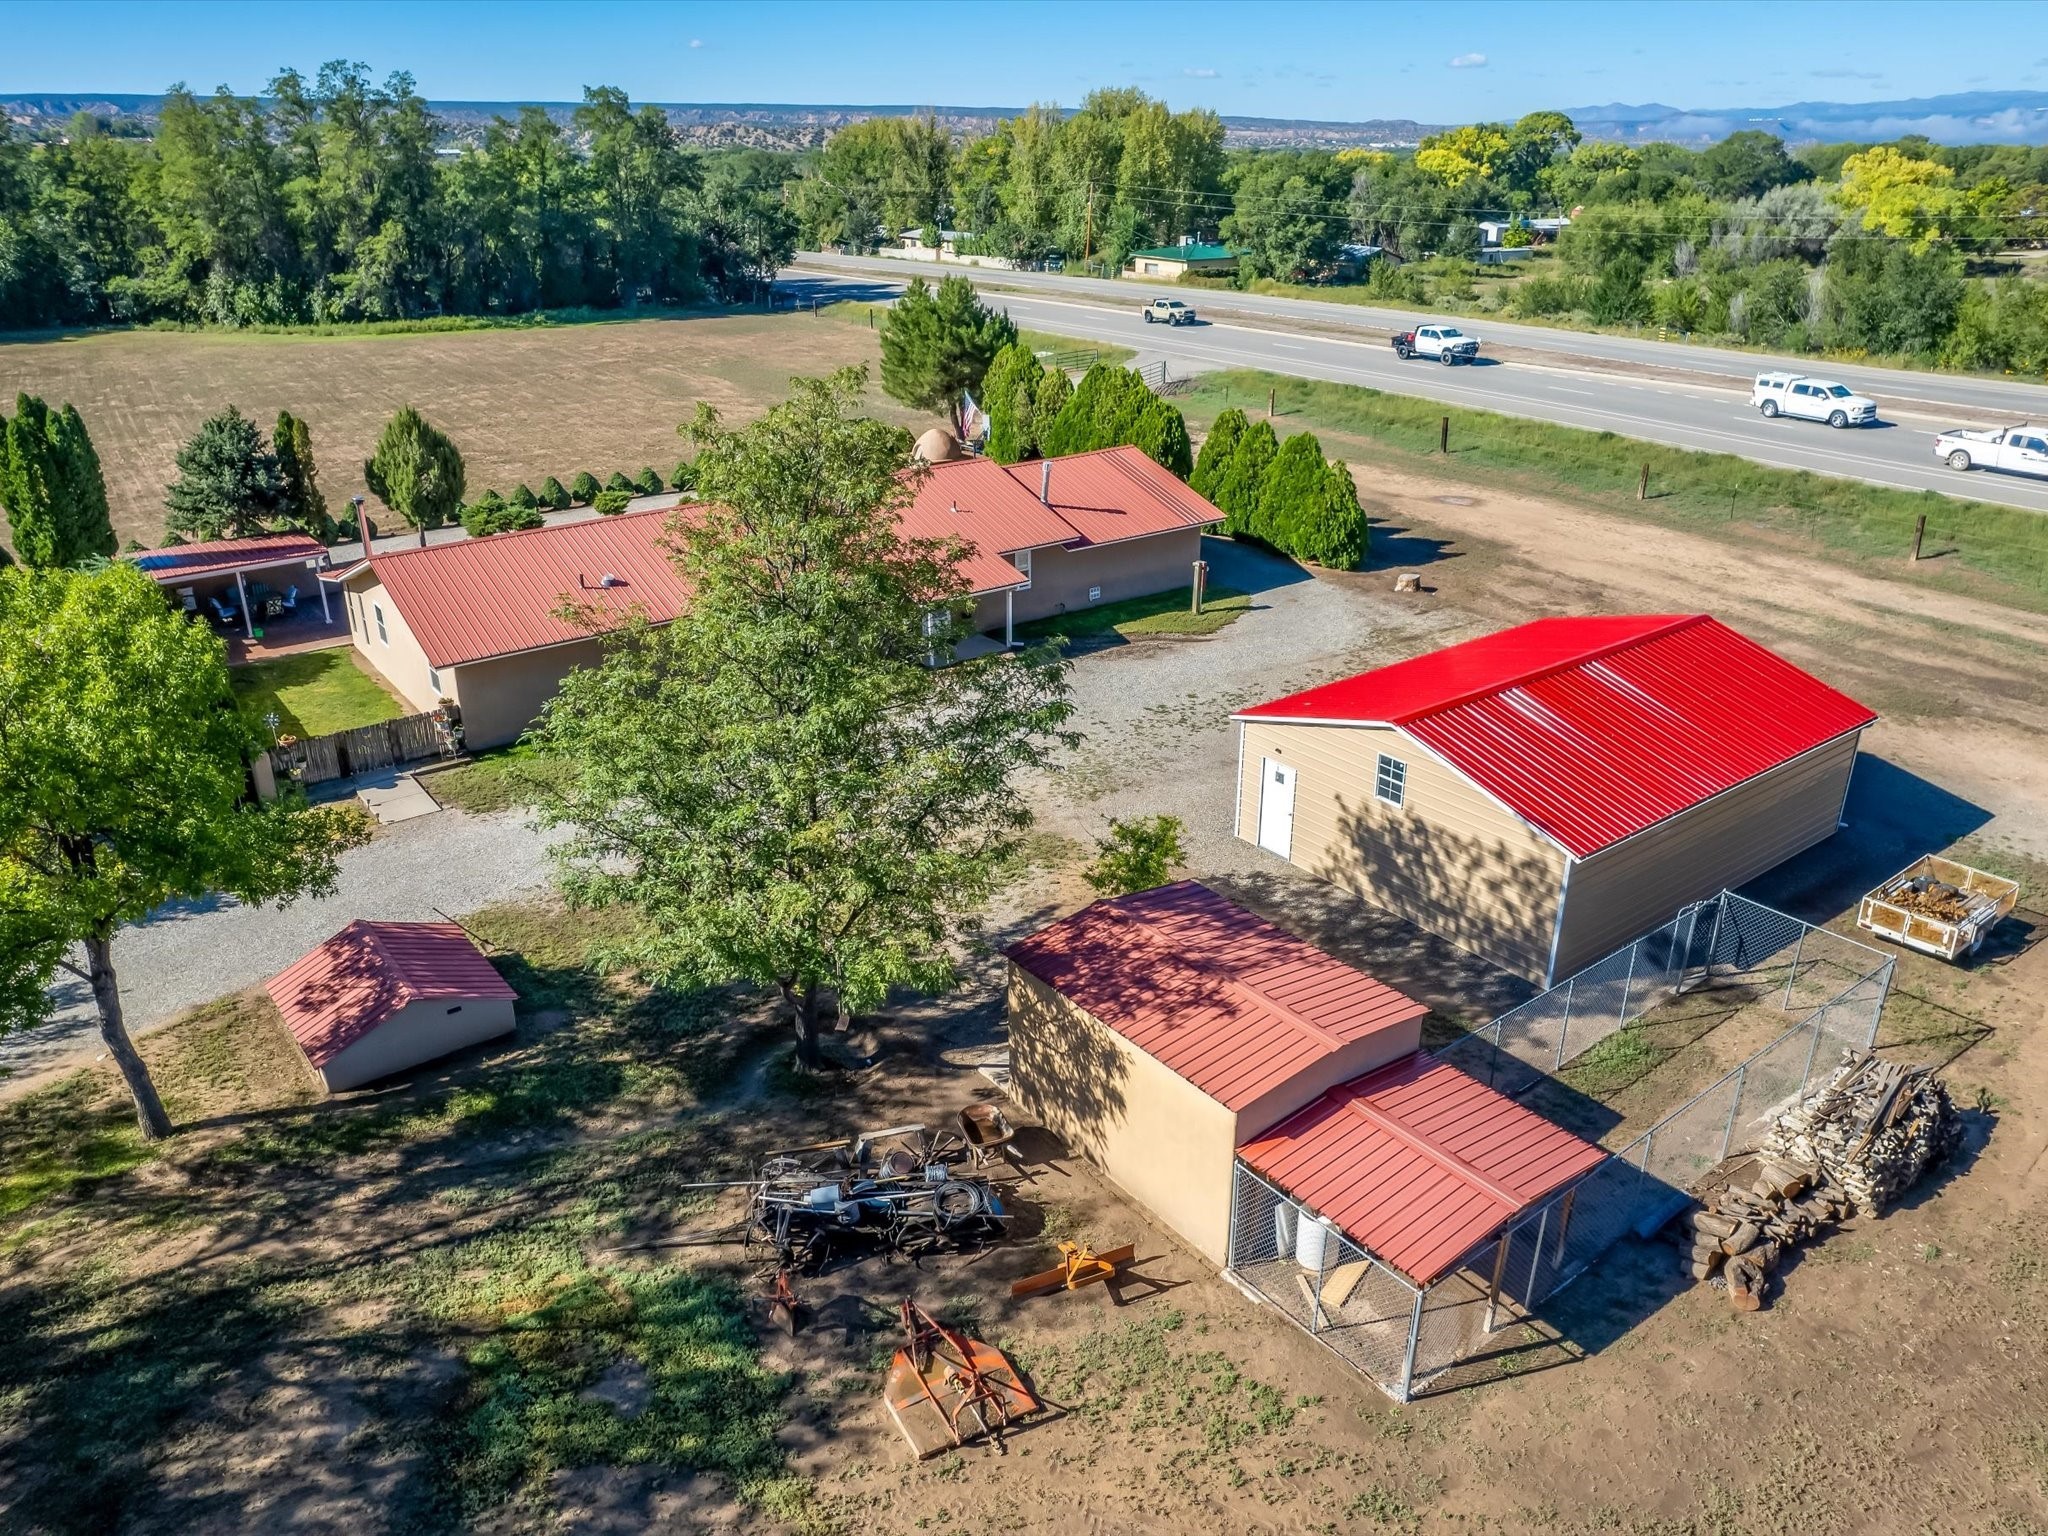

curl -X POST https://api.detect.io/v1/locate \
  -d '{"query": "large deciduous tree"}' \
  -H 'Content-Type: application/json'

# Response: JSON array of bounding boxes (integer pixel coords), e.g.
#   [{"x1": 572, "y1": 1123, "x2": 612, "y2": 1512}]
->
[
  {"x1": 364, "y1": 405, "x2": 465, "y2": 545},
  {"x1": 536, "y1": 368, "x2": 1075, "y2": 1070},
  {"x1": 0, "y1": 563, "x2": 367, "y2": 1138},
  {"x1": 164, "y1": 405, "x2": 284, "y2": 543},
  {"x1": 879, "y1": 275, "x2": 1018, "y2": 421}
]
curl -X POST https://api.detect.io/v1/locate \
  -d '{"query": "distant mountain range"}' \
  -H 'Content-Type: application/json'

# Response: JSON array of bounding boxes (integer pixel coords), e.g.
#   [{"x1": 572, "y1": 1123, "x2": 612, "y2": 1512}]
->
[
  {"x1": 1563, "y1": 91, "x2": 2048, "y2": 146},
  {"x1": 7, "y1": 89, "x2": 2047, "y2": 151}
]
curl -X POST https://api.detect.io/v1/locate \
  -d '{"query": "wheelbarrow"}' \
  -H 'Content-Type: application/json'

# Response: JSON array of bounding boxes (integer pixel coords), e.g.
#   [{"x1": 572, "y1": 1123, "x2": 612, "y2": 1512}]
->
[{"x1": 958, "y1": 1102, "x2": 1019, "y2": 1170}]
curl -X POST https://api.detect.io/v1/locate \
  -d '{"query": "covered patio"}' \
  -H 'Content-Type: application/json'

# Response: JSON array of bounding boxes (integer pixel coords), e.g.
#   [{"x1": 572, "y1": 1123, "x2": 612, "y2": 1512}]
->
[{"x1": 126, "y1": 533, "x2": 339, "y2": 654}]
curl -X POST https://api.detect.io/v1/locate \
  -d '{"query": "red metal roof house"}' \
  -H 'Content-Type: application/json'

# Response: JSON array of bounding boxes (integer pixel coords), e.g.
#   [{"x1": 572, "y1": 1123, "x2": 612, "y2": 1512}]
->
[
  {"x1": 268, "y1": 921, "x2": 519, "y2": 1092},
  {"x1": 1232, "y1": 616, "x2": 1876, "y2": 985}
]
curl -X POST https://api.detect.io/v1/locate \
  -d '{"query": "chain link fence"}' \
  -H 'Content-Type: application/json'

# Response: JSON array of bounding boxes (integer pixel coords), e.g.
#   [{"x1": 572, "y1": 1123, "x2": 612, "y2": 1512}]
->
[{"x1": 1229, "y1": 894, "x2": 1894, "y2": 1400}]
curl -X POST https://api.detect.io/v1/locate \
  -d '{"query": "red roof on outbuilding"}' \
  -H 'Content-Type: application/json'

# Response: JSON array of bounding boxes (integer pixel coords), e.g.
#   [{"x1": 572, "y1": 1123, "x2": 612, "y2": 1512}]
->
[
  {"x1": 126, "y1": 532, "x2": 328, "y2": 584},
  {"x1": 1004, "y1": 881, "x2": 1429, "y2": 1113},
  {"x1": 900, "y1": 444, "x2": 1220, "y2": 575},
  {"x1": 1234, "y1": 615, "x2": 1875, "y2": 859},
  {"x1": 1238, "y1": 1051, "x2": 1607, "y2": 1285},
  {"x1": 267, "y1": 921, "x2": 517, "y2": 1068}
]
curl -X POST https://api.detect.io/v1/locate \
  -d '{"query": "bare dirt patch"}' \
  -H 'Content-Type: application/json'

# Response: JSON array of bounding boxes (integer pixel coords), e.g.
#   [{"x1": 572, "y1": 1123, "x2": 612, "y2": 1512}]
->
[{"x1": 0, "y1": 313, "x2": 926, "y2": 549}]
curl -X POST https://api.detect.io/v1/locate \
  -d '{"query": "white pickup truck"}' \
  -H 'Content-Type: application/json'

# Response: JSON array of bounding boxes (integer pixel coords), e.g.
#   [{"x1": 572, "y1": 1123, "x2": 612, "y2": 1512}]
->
[
  {"x1": 1392, "y1": 323, "x2": 1481, "y2": 364},
  {"x1": 1932, "y1": 423, "x2": 2048, "y2": 477},
  {"x1": 1751, "y1": 372, "x2": 1879, "y2": 428}
]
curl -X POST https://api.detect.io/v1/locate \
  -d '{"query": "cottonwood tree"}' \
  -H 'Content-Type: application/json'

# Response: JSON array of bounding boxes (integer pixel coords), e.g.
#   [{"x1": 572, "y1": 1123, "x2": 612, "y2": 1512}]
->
[
  {"x1": 0, "y1": 564, "x2": 367, "y2": 1138},
  {"x1": 165, "y1": 405, "x2": 282, "y2": 542},
  {"x1": 879, "y1": 276, "x2": 1018, "y2": 421},
  {"x1": 535, "y1": 368, "x2": 1075, "y2": 1070},
  {"x1": 364, "y1": 405, "x2": 465, "y2": 545}
]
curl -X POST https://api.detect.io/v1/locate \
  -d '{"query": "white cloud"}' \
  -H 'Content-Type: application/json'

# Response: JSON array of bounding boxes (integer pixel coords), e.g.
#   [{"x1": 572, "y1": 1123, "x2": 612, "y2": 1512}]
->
[
  {"x1": 1183, "y1": 66, "x2": 1219, "y2": 78},
  {"x1": 1449, "y1": 52, "x2": 1487, "y2": 69},
  {"x1": 689, "y1": 38, "x2": 704, "y2": 48}
]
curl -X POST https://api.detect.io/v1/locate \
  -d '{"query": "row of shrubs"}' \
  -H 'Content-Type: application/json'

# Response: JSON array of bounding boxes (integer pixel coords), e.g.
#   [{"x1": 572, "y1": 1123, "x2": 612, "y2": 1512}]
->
[
  {"x1": 1191, "y1": 409, "x2": 1368, "y2": 569},
  {"x1": 981, "y1": 349, "x2": 1193, "y2": 479},
  {"x1": 459, "y1": 461, "x2": 701, "y2": 537}
]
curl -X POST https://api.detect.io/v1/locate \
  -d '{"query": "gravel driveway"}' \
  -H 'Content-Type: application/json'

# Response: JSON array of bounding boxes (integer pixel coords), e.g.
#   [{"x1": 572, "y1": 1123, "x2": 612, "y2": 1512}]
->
[{"x1": 7, "y1": 807, "x2": 564, "y2": 1086}]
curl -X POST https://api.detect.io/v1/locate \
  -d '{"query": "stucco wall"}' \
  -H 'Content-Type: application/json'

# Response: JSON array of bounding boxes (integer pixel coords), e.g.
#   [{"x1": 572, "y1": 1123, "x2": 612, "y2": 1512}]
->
[
  {"x1": 1235, "y1": 720, "x2": 1568, "y2": 983},
  {"x1": 1007, "y1": 964, "x2": 1242, "y2": 1264},
  {"x1": 1552, "y1": 732, "x2": 1862, "y2": 978},
  {"x1": 344, "y1": 574, "x2": 444, "y2": 716},
  {"x1": 452, "y1": 637, "x2": 608, "y2": 750},
  {"x1": 318, "y1": 995, "x2": 517, "y2": 1092},
  {"x1": 969, "y1": 528, "x2": 1205, "y2": 634}
]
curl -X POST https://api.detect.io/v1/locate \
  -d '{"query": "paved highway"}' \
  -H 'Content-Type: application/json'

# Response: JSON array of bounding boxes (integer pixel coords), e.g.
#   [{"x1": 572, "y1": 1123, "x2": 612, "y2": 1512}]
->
[{"x1": 784, "y1": 253, "x2": 2048, "y2": 515}]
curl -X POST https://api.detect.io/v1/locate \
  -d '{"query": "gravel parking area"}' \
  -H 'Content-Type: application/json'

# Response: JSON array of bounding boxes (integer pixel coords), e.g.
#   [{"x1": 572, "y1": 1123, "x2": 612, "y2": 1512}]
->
[{"x1": 6, "y1": 807, "x2": 564, "y2": 1087}]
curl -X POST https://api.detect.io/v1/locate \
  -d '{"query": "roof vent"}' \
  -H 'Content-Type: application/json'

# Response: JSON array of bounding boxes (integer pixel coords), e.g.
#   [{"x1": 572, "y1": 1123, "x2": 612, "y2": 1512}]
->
[
  {"x1": 600, "y1": 572, "x2": 623, "y2": 588},
  {"x1": 950, "y1": 500, "x2": 959, "y2": 514},
  {"x1": 1040, "y1": 461, "x2": 1051, "y2": 504}
]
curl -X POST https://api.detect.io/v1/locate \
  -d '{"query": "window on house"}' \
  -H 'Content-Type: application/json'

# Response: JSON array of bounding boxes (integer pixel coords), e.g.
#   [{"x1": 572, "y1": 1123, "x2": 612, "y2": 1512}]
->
[
  {"x1": 1375, "y1": 753, "x2": 1407, "y2": 807},
  {"x1": 374, "y1": 603, "x2": 388, "y2": 645},
  {"x1": 428, "y1": 667, "x2": 441, "y2": 694},
  {"x1": 1013, "y1": 548, "x2": 1032, "y2": 589}
]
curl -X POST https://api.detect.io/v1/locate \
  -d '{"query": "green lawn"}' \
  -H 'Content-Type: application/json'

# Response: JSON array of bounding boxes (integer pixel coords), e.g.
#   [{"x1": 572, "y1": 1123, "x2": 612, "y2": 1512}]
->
[
  {"x1": 421, "y1": 740, "x2": 572, "y2": 816},
  {"x1": 1182, "y1": 370, "x2": 2048, "y2": 612},
  {"x1": 230, "y1": 648, "x2": 405, "y2": 737},
  {"x1": 1013, "y1": 583, "x2": 1251, "y2": 644}
]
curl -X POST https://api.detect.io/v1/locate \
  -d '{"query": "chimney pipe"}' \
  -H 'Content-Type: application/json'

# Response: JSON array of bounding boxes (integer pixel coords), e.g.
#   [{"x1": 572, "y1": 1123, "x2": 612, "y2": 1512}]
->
[{"x1": 1040, "y1": 461, "x2": 1051, "y2": 504}]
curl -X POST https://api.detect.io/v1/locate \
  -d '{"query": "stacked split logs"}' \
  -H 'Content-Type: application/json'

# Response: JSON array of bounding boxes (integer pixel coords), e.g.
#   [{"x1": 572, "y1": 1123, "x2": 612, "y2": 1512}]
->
[
  {"x1": 1681, "y1": 1159, "x2": 1850, "y2": 1310},
  {"x1": 1678, "y1": 1051, "x2": 1962, "y2": 1311},
  {"x1": 1759, "y1": 1052, "x2": 1962, "y2": 1215}
]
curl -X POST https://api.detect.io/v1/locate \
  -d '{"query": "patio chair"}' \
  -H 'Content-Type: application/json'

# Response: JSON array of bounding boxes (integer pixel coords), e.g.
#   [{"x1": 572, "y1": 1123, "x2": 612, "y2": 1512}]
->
[
  {"x1": 279, "y1": 585, "x2": 299, "y2": 613},
  {"x1": 209, "y1": 594, "x2": 239, "y2": 625}
]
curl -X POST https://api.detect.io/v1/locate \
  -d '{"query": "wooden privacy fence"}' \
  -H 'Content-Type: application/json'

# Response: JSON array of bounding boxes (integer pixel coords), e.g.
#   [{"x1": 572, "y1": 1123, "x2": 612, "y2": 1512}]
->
[{"x1": 273, "y1": 711, "x2": 453, "y2": 788}]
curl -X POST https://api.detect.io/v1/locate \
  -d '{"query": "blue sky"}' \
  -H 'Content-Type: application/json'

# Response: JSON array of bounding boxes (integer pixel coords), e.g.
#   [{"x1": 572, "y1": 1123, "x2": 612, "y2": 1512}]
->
[{"x1": 3, "y1": 0, "x2": 2043, "y2": 121}]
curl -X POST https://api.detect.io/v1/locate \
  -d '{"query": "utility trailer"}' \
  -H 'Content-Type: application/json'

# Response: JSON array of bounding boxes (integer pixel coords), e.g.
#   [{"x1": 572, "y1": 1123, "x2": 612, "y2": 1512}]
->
[{"x1": 1856, "y1": 855, "x2": 2018, "y2": 961}]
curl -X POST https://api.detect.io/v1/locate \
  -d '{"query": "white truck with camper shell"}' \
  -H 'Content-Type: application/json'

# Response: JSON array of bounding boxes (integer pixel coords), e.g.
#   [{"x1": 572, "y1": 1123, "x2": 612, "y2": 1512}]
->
[
  {"x1": 1931, "y1": 423, "x2": 2048, "y2": 477},
  {"x1": 1750, "y1": 372, "x2": 1878, "y2": 428}
]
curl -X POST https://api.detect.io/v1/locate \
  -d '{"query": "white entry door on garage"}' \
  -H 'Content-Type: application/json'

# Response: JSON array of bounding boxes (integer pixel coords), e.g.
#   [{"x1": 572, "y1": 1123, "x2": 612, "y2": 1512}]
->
[{"x1": 1257, "y1": 758, "x2": 1297, "y2": 858}]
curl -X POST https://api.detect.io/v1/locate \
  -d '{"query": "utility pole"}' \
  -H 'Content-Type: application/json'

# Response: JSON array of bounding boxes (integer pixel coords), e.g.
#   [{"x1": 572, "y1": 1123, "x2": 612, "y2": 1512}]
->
[{"x1": 1081, "y1": 183, "x2": 1095, "y2": 266}]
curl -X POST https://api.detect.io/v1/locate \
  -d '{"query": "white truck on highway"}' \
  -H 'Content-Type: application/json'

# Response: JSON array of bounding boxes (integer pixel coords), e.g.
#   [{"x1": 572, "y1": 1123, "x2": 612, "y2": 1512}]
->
[
  {"x1": 1931, "y1": 423, "x2": 2048, "y2": 477},
  {"x1": 1392, "y1": 322, "x2": 1481, "y2": 364},
  {"x1": 1750, "y1": 372, "x2": 1879, "y2": 428}
]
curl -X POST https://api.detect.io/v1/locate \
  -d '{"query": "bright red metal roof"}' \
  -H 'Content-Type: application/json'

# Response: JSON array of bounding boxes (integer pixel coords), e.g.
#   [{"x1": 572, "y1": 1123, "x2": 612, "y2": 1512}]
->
[
  {"x1": 351, "y1": 510, "x2": 691, "y2": 668},
  {"x1": 1238, "y1": 1051, "x2": 1607, "y2": 1285},
  {"x1": 1234, "y1": 615, "x2": 1875, "y2": 858},
  {"x1": 901, "y1": 446, "x2": 1221, "y2": 577},
  {"x1": 267, "y1": 921, "x2": 517, "y2": 1069},
  {"x1": 126, "y1": 532, "x2": 328, "y2": 584},
  {"x1": 1004, "y1": 881, "x2": 1429, "y2": 1113}
]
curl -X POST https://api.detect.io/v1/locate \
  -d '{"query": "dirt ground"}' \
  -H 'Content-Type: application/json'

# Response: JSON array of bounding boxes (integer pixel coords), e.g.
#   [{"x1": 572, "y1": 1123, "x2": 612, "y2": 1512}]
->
[
  {"x1": 8, "y1": 320, "x2": 2048, "y2": 1534},
  {"x1": 0, "y1": 311, "x2": 915, "y2": 550}
]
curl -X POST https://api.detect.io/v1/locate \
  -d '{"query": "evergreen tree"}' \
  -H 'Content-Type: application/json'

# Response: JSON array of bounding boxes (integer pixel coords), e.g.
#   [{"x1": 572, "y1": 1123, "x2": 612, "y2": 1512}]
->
[
  {"x1": 1213, "y1": 417, "x2": 1276, "y2": 537},
  {"x1": 670, "y1": 459, "x2": 698, "y2": 492},
  {"x1": 980, "y1": 342, "x2": 1047, "y2": 463},
  {"x1": 1256, "y1": 431, "x2": 1327, "y2": 550},
  {"x1": 509, "y1": 483, "x2": 539, "y2": 511},
  {"x1": 165, "y1": 406, "x2": 283, "y2": 543},
  {"x1": 54, "y1": 406, "x2": 117, "y2": 564},
  {"x1": 1133, "y1": 398, "x2": 1194, "y2": 479},
  {"x1": 363, "y1": 405, "x2": 465, "y2": 546},
  {"x1": 605, "y1": 470, "x2": 634, "y2": 493},
  {"x1": 460, "y1": 489, "x2": 508, "y2": 536},
  {"x1": 635, "y1": 466, "x2": 663, "y2": 495},
  {"x1": 1294, "y1": 457, "x2": 1369, "y2": 569},
  {"x1": 570, "y1": 471, "x2": 601, "y2": 504},
  {"x1": 1190, "y1": 407, "x2": 1246, "y2": 499},
  {"x1": 1, "y1": 397, "x2": 65, "y2": 567},
  {"x1": 540, "y1": 476, "x2": 572, "y2": 509},
  {"x1": 879, "y1": 275, "x2": 1018, "y2": 415},
  {"x1": 272, "y1": 410, "x2": 331, "y2": 540}
]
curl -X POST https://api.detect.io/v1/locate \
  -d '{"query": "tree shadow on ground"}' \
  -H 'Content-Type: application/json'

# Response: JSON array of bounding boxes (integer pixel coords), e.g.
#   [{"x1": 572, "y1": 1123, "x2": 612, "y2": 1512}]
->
[{"x1": 1364, "y1": 521, "x2": 1464, "y2": 572}]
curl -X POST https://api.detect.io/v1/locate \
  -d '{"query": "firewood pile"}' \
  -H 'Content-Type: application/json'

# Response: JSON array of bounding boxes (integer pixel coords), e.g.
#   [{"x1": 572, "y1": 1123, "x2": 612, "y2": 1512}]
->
[
  {"x1": 1760, "y1": 1051, "x2": 1962, "y2": 1215},
  {"x1": 1681, "y1": 1159, "x2": 1849, "y2": 1311},
  {"x1": 1884, "y1": 876, "x2": 1975, "y2": 925}
]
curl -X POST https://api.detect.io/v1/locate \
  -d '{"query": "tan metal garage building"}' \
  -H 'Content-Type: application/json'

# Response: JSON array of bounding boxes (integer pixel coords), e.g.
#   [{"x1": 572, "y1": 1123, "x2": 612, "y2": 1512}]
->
[
  {"x1": 1231, "y1": 615, "x2": 1877, "y2": 986},
  {"x1": 268, "y1": 920, "x2": 519, "y2": 1092},
  {"x1": 1003, "y1": 881, "x2": 1430, "y2": 1263}
]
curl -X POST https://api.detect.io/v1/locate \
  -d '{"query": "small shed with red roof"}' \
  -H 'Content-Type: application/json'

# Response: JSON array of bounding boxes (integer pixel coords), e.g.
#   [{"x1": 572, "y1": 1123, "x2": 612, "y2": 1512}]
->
[
  {"x1": 1232, "y1": 615, "x2": 1875, "y2": 985},
  {"x1": 267, "y1": 920, "x2": 519, "y2": 1092},
  {"x1": 1004, "y1": 881, "x2": 1607, "y2": 1399},
  {"x1": 1004, "y1": 880, "x2": 1432, "y2": 1263}
]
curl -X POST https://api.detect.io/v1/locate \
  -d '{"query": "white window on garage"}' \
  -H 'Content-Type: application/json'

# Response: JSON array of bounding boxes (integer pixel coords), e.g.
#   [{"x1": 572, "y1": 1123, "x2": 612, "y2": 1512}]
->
[
  {"x1": 1374, "y1": 753, "x2": 1407, "y2": 807},
  {"x1": 374, "y1": 603, "x2": 388, "y2": 645}
]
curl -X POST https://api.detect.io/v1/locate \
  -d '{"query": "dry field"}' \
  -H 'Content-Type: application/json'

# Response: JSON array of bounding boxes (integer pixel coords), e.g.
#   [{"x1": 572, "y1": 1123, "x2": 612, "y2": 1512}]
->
[
  {"x1": 0, "y1": 312, "x2": 923, "y2": 550},
  {"x1": 6, "y1": 314, "x2": 2048, "y2": 1535}
]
